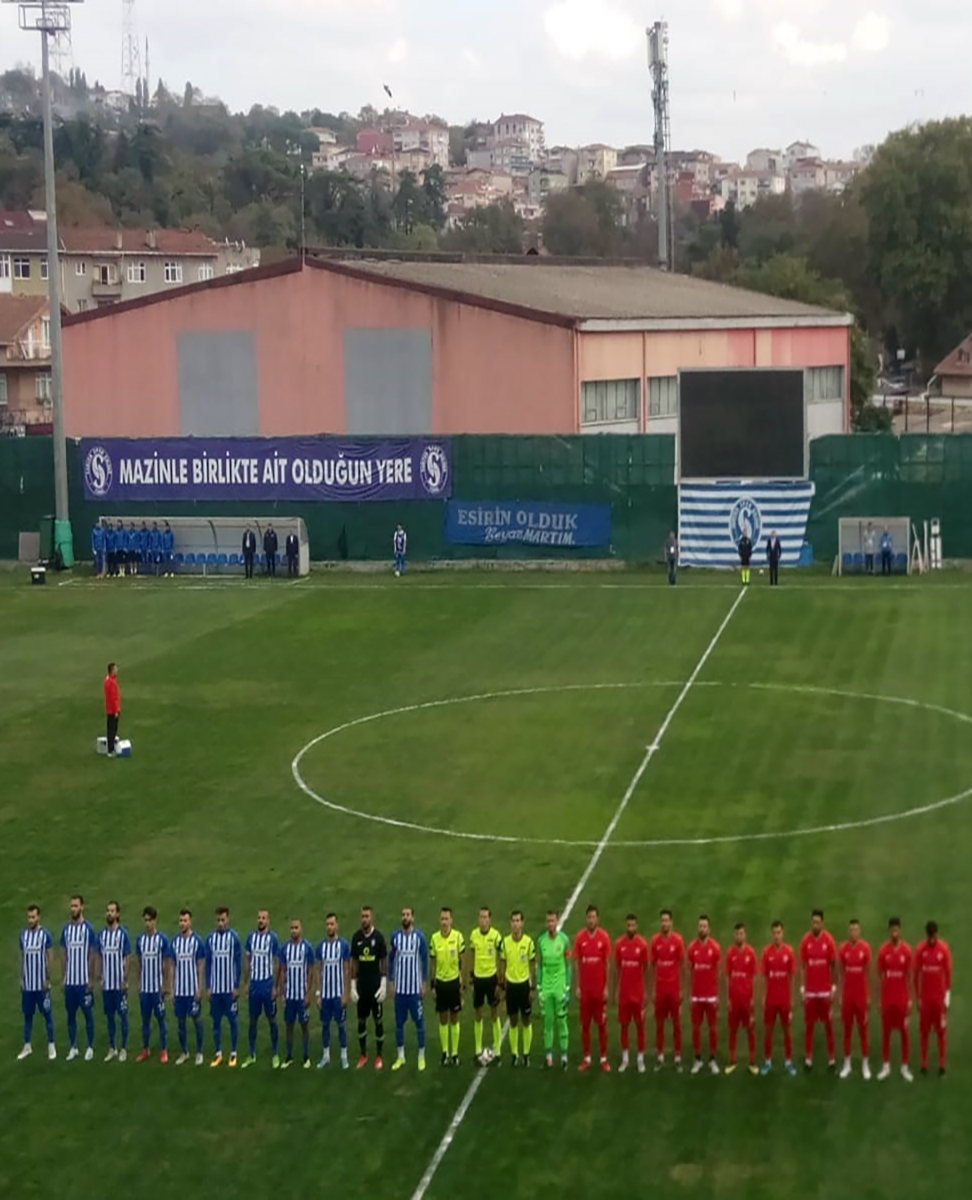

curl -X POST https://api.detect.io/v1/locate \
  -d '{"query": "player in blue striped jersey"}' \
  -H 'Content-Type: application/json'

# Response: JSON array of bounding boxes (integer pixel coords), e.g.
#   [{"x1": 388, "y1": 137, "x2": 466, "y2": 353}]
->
[
  {"x1": 169, "y1": 909, "x2": 206, "y2": 1065},
  {"x1": 135, "y1": 907, "x2": 169, "y2": 1063},
  {"x1": 98, "y1": 901, "x2": 131, "y2": 1062},
  {"x1": 242, "y1": 909, "x2": 280, "y2": 1069},
  {"x1": 60, "y1": 895, "x2": 98, "y2": 1061},
  {"x1": 315, "y1": 913, "x2": 351, "y2": 1069},
  {"x1": 18, "y1": 905, "x2": 56, "y2": 1061},
  {"x1": 389, "y1": 907, "x2": 428, "y2": 1071},
  {"x1": 277, "y1": 919, "x2": 315, "y2": 1068},
  {"x1": 206, "y1": 906, "x2": 242, "y2": 1067}
]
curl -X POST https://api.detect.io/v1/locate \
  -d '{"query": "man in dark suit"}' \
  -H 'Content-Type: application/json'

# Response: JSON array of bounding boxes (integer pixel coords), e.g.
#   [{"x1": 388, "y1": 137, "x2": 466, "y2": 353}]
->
[
  {"x1": 766, "y1": 530, "x2": 783, "y2": 586},
  {"x1": 263, "y1": 524, "x2": 278, "y2": 578},
  {"x1": 242, "y1": 526, "x2": 257, "y2": 580},
  {"x1": 285, "y1": 531, "x2": 299, "y2": 577}
]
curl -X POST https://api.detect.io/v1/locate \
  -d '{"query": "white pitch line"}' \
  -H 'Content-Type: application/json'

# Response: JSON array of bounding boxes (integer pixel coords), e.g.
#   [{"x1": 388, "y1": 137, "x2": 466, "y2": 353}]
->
[{"x1": 408, "y1": 587, "x2": 747, "y2": 1200}]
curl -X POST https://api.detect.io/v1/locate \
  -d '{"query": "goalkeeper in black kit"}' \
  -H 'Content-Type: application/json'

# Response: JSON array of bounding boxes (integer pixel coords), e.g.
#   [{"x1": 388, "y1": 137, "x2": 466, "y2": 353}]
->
[{"x1": 738, "y1": 531, "x2": 753, "y2": 585}]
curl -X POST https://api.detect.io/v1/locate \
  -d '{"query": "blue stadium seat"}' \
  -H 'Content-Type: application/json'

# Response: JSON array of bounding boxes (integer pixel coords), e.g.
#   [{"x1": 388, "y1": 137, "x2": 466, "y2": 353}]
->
[
  {"x1": 229, "y1": 553, "x2": 240, "y2": 566},
  {"x1": 184, "y1": 553, "x2": 195, "y2": 566},
  {"x1": 217, "y1": 553, "x2": 228, "y2": 567},
  {"x1": 842, "y1": 553, "x2": 853, "y2": 569},
  {"x1": 852, "y1": 552, "x2": 864, "y2": 570},
  {"x1": 895, "y1": 553, "x2": 907, "y2": 570},
  {"x1": 207, "y1": 553, "x2": 218, "y2": 567},
  {"x1": 174, "y1": 553, "x2": 184, "y2": 566}
]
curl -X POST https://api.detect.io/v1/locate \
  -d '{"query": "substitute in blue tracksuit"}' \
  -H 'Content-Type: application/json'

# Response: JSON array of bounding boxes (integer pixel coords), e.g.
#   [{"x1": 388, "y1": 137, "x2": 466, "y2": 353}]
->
[
  {"x1": 91, "y1": 522, "x2": 106, "y2": 578},
  {"x1": 393, "y1": 525, "x2": 407, "y2": 576},
  {"x1": 880, "y1": 527, "x2": 894, "y2": 576},
  {"x1": 162, "y1": 522, "x2": 174, "y2": 576},
  {"x1": 127, "y1": 523, "x2": 139, "y2": 576},
  {"x1": 149, "y1": 522, "x2": 162, "y2": 576},
  {"x1": 139, "y1": 523, "x2": 150, "y2": 574}
]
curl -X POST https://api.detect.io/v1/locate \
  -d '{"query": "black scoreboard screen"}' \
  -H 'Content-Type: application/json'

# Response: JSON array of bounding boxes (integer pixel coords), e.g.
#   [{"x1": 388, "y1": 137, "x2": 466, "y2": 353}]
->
[{"x1": 679, "y1": 369, "x2": 805, "y2": 479}]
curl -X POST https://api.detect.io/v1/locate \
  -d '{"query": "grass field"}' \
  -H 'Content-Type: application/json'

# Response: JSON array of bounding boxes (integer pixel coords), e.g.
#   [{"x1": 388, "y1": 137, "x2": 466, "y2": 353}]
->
[{"x1": 2, "y1": 568, "x2": 970, "y2": 1200}]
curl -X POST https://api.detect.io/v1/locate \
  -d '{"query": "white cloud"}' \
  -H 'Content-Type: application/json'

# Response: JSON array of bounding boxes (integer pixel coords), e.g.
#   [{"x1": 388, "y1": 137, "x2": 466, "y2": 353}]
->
[
  {"x1": 543, "y1": 0, "x2": 642, "y2": 62},
  {"x1": 852, "y1": 11, "x2": 891, "y2": 54},
  {"x1": 711, "y1": 0, "x2": 745, "y2": 19},
  {"x1": 387, "y1": 38, "x2": 409, "y2": 65},
  {"x1": 773, "y1": 21, "x2": 848, "y2": 66}
]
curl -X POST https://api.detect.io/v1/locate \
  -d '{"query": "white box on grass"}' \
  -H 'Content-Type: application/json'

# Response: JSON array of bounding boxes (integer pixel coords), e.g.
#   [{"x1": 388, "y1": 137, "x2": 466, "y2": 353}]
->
[{"x1": 96, "y1": 737, "x2": 108, "y2": 755}]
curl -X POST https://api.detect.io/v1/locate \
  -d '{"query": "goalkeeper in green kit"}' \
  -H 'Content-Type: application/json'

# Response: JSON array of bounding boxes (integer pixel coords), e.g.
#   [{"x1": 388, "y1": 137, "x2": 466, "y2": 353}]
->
[{"x1": 537, "y1": 910, "x2": 572, "y2": 1069}]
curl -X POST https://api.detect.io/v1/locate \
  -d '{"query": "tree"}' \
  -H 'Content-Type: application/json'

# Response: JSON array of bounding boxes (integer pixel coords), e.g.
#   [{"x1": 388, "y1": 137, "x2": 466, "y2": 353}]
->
[
  {"x1": 393, "y1": 169, "x2": 424, "y2": 234},
  {"x1": 183, "y1": 81, "x2": 195, "y2": 107},
  {"x1": 421, "y1": 164, "x2": 447, "y2": 230},
  {"x1": 861, "y1": 117, "x2": 972, "y2": 368},
  {"x1": 441, "y1": 201, "x2": 524, "y2": 253}
]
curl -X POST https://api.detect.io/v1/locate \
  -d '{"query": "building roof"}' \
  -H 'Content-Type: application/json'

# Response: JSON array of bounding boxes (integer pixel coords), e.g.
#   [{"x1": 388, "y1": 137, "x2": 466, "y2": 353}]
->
[
  {"x1": 495, "y1": 114, "x2": 542, "y2": 126},
  {"x1": 314, "y1": 258, "x2": 852, "y2": 328},
  {"x1": 0, "y1": 294, "x2": 48, "y2": 346},
  {"x1": 58, "y1": 228, "x2": 220, "y2": 256},
  {"x1": 0, "y1": 209, "x2": 48, "y2": 251},
  {"x1": 935, "y1": 332, "x2": 972, "y2": 379}
]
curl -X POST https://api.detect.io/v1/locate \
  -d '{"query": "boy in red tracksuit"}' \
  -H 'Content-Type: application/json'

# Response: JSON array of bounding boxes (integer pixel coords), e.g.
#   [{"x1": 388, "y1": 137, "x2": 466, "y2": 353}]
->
[
  {"x1": 574, "y1": 905, "x2": 612, "y2": 1073},
  {"x1": 104, "y1": 662, "x2": 121, "y2": 756},
  {"x1": 913, "y1": 921, "x2": 952, "y2": 1076}
]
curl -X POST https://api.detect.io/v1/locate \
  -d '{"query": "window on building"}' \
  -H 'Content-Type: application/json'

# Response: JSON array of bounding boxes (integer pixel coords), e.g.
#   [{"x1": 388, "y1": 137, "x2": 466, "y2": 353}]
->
[
  {"x1": 0, "y1": 373, "x2": 7, "y2": 405},
  {"x1": 13, "y1": 256, "x2": 31, "y2": 280},
  {"x1": 95, "y1": 263, "x2": 114, "y2": 285},
  {"x1": 75, "y1": 261, "x2": 87, "y2": 276},
  {"x1": 225, "y1": 264, "x2": 244, "y2": 275},
  {"x1": 127, "y1": 261, "x2": 146, "y2": 284},
  {"x1": 806, "y1": 365, "x2": 844, "y2": 403},
  {"x1": 76, "y1": 299, "x2": 88, "y2": 312},
  {"x1": 41, "y1": 318, "x2": 50, "y2": 347},
  {"x1": 580, "y1": 378, "x2": 640, "y2": 425},
  {"x1": 40, "y1": 257, "x2": 49, "y2": 280},
  {"x1": 35, "y1": 373, "x2": 52, "y2": 402},
  {"x1": 164, "y1": 261, "x2": 183, "y2": 284},
  {"x1": 197, "y1": 264, "x2": 215, "y2": 281},
  {"x1": 648, "y1": 375, "x2": 679, "y2": 418},
  {"x1": 0, "y1": 254, "x2": 10, "y2": 280}
]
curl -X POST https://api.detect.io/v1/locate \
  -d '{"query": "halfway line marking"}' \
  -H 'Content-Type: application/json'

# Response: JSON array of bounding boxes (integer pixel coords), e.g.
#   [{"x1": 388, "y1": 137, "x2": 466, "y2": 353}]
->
[{"x1": 407, "y1": 587, "x2": 746, "y2": 1200}]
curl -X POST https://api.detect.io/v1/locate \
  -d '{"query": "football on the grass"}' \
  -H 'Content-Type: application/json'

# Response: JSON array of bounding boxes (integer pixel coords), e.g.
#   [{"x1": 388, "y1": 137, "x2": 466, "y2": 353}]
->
[{"x1": 479, "y1": 1047, "x2": 495, "y2": 1066}]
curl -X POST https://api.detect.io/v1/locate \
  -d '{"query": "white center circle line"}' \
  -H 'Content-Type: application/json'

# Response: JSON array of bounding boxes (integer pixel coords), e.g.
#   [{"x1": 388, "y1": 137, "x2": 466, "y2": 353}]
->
[{"x1": 291, "y1": 682, "x2": 972, "y2": 847}]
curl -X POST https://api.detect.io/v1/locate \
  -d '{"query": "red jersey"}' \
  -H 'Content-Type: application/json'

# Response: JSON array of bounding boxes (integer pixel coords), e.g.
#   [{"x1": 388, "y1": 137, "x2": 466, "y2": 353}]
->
[
  {"x1": 725, "y1": 944, "x2": 757, "y2": 1007},
  {"x1": 838, "y1": 939, "x2": 871, "y2": 1006},
  {"x1": 687, "y1": 937, "x2": 721, "y2": 1001},
  {"x1": 877, "y1": 940, "x2": 912, "y2": 1008},
  {"x1": 800, "y1": 930, "x2": 837, "y2": 997},
  {"x1": 573, "y1": 927, "x2": 612, "y2": 996},
  {"x1": 913, "y1": 940, "x2": 952, "y2": 1005},
  {"x1": 104, "y1": 674, "x2": 120, "y2": 716},
  {"x1": 649, "y1": 932, "x2": 685, "y2": 997},
  {"x1": 614, "y1": 934, "x2": 649, "y2": 1004},
  {"x1": 760, "y1": 943, "x2": 795, "y2": 1007}
]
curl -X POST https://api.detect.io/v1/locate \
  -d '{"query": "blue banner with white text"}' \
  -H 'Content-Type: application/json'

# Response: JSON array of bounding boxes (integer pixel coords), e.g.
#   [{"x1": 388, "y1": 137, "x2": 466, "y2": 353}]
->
[{"x1": 445, "y1": 500, "x2": 611, "y2": 548}]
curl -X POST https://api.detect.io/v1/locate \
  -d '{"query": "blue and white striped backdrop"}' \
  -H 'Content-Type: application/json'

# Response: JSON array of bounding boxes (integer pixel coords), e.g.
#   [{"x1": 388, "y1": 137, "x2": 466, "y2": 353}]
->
[{"x1": 678, "y1": 481, "x2": 815, "y2": 568}]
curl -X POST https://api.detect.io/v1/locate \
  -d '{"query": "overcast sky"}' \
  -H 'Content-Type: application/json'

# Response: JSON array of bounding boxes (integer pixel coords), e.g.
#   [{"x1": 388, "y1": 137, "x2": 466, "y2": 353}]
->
[{"x1": 1, "y1": 0, "x2": 965, "y2": 161}]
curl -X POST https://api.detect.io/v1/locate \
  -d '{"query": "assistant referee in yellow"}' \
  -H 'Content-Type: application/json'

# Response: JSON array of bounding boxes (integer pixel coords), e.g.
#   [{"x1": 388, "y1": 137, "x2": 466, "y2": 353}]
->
[
  {"x1": 500, "y1": 911, "x2": 536, "y2": 1067},
  {"x1": 467, "y1": 907, "x2": 503, "y2": 1064},
  {"x1": 429, "y1": 907, "x2": 464, "y2": 1066}
]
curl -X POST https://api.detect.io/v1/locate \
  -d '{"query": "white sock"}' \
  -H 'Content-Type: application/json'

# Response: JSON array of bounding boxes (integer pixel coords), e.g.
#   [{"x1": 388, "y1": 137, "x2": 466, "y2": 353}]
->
[
  {"x1": 397, "y1": 1048, "x2": 405, "y2": 1060},
  {"x1": 621, "y1": 1050, "x2": 629, "y2": 1063}
]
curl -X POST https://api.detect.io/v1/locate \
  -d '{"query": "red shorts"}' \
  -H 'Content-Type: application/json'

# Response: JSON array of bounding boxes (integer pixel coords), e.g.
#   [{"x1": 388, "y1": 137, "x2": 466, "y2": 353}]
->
[
  {"x1": 579, "y1": 994, "x2": 606, "y2": 1026},
  {"x1": 729, "y1": 1001, "x2": 754, "y2": 1031},
  {"x1": 654, "y1": 991, "x2": 681, "y2": 1023},
  {"x1": 841, "y1": 1000, "x2": 868, "y2": 1028},
  {"x1": 690, "y1": 999, "x2": 718, "y2": 1024},
  {"x1": 881, "y1": 1004, "x2": 909, "y2": 1031},
  {"x1": 803, "y1": 996, "x2": 833, "y2": 1025},
  {"x1": 763, "y1": 1002, "x2": 791, "y2": 1028},
  {"x1": 618, "y1": 999, "x2": 644, "y2": 1026},
  {"x1": 920, "y1": 1001, "x2": 945, "y2": 1033}
]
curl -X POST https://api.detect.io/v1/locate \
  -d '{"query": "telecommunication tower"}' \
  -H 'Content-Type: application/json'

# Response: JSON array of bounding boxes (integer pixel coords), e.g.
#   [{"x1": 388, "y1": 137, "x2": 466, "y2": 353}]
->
[
  {"x1": 121, "y1": 0, "x2": 141, "y2": 96},
  {"x1": 647, "y1": 21, "x2": 674, "y2": 271}
]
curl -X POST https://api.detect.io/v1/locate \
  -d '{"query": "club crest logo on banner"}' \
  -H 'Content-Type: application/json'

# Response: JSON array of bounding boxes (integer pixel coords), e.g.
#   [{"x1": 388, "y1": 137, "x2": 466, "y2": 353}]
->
[
  {"x1": 419, "y1": 444, "x2": 449, "y2": 496},
  {"x1": 729, "y1": 496, "x2": 761, "y2": 546},
  {"x1": 83, "y1": 445, "x2": 114, "y2": 499}
]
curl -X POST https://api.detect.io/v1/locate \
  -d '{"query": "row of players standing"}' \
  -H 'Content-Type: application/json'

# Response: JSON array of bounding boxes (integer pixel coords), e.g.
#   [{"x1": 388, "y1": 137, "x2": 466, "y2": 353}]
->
[
  {"x1": 91, "y1": 521, "x2": 174, "y2": 578},
  {"x1": 240, "y1": 525, "x2": 300, "y2": 579}
]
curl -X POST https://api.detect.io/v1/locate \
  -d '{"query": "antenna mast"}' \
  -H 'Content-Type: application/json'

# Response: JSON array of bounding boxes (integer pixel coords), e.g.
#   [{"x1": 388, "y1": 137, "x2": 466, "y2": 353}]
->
[
  {"x1": 647, "y1": 21, "x2": 674, "y2": 271},
  {"x1": 121, "y1": 0, "x2": 141, "y2": 96}
]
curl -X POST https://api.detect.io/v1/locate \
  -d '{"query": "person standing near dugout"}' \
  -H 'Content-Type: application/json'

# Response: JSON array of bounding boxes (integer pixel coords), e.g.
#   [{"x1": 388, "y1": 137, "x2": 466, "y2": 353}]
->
[
  {"x1": 665, "y1": 531, "x2": 678, "y2": 585},
  {"x1": 737, "y1": 529, "x2": 753, "y2": 586},
  {"x1": 766, "y1": 530, "x2": 782, "y2": 586},
  {"x1": 103, "y1": 663, "x2": 121, "y2": 756}
]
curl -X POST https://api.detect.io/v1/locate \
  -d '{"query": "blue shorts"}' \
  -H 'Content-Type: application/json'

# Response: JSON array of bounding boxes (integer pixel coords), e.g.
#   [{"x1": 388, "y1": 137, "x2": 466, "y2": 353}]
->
[
  {"x1": 319, "y1": 997, "x2": 346, "y2": 1025},
  {"x1": 395, "y1": 993, "x2": 424, "y2": 1027},
  {"x1": 249, "y1": 985, "x2": 276, "y2": 1023},
  {"x1": 103, "y1": 990, "x2": 128, "y2": 1018},
  {"x1": 284, "y1": 999, "x2": 310, "y2": 1026},
  {"x1": 211, "y1": 994, "x2": 239, "y2": 1022},
  {"x1": 174, "y1": 996, "x2": 201, "y2": 1021},
  {"x1": 22, "y1": 990, "x2": 52, "y2": 1019},
  {"x1": 65, "y1": 985, "x2": 94, "y2": 1014},
  {"x1": 140, "y1": 993, "x2": 165, "y2": 1022}
]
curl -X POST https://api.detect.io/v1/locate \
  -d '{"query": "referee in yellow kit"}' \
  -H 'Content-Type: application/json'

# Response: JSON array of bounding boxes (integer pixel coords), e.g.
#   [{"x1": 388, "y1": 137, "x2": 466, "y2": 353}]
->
[
  {"x1": 467, "y1": 907, "x2": 503, "y2": 1065},
  {"x1": 429, "y1": 908, "x2": 465, "y2": 1066}
]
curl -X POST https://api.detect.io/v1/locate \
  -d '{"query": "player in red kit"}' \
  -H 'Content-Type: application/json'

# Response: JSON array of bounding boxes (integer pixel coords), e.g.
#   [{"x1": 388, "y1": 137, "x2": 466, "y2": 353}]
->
[
  {"x1": 573, "y1": 905, "x2": 612, "y2": 1073},
  {"x1": 649, "y1": 909, "x2": 685, "y2": 1072},
  {"x1": 876, "y1": 917, "x2": 914, "y2": 1082},
  {"x1": 800, "y1": 908, "x2": 837, "y2": 1072},
  {"x1": 913, "y1": 920, "x2": 952, "y2": 1076},
  {"x1": 687, "y1": 915, "x2": 721, "y2": 1075},
  {"x1": 613, "y1": 913, "x2": 649, "y2": 1074},
  {"x1": 724, "y1": 923, "x2": 758, "y2": 1076},
  {"x1": 838, "y1": 918, "x2": 872, "y2": 1080},
  {"x1": 759, "y1": 920, "x2": 797, "y2": 1076}
]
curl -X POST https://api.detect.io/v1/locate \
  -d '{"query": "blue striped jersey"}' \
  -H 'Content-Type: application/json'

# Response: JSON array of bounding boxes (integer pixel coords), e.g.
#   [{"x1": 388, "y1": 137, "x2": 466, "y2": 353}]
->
[
  {"x1": 206, "y1": 928, "x2": 242, "y2": 995},
  {"x1": 99, "y1": 926, "x2": 131, "y2": 991},
  {"x1": 245, "y1": 929, "x2": 279, "y2": 987},
  {"x1": 389, "y1": 928, "x2": 428, "y2": 996},
  {"x1": 60, "y1": 919, "x2": 98, "y2": 987},
  {"x1": 394, "y1": 529, "x2": 407, "y2": 554},
  {"x1": 279, "y1": 939, "x2": 315, "y2": 1002},
  {"x1": 20, "y1": 926, "x2": 53, "y2": 991},
  {"x1": 169, "y1": 932, "x2": 205, "y2": 998},
  {"x1": 137, "y1": 932, "x2": 169, "y2": 994},
  {"x1": 315, "y1": 937, "x2": 350, "y2": 1000}
]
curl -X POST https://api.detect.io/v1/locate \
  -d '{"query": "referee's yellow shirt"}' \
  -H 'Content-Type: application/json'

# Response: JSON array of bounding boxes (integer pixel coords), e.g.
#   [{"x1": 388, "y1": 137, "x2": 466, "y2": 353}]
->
[
  {"x1": 469, "y1": 927, "x2": 503, "y2": 979},
  {"x1": 501, "y1": 933, "x2": 536, "y2": 984},
  {"x1": 430, "y1": 929, "x2": 464, "y2": 982}
]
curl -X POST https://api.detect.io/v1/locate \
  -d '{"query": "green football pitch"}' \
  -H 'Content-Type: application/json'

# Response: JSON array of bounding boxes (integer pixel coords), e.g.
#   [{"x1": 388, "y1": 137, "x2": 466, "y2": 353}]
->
[{"x1": 2, "y1": 569, "x2": 969, "y2": 1200}]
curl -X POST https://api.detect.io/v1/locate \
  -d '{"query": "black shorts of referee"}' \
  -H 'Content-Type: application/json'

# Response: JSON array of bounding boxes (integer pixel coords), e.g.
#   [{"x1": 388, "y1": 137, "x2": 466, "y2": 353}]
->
[
  {"x1": 472, "y1": 974, "x2": 499, "y2": 1010},
  {"x1": 505, "y1": 981, "x2": 532, "y2": 1019},
  {"x1": 434, "y1": 978, "x2": 462, "y2": 1015}
]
